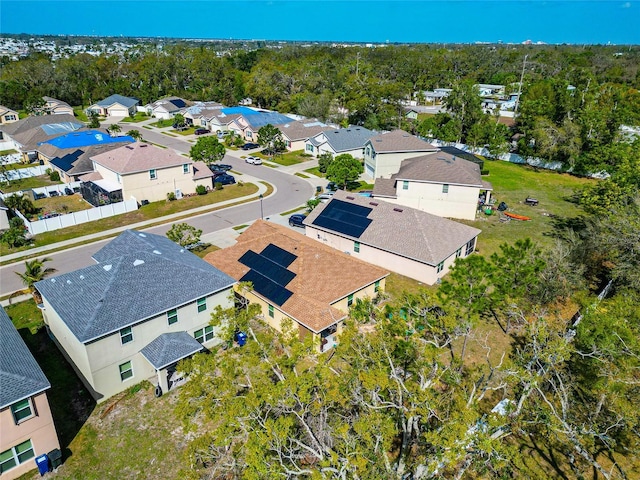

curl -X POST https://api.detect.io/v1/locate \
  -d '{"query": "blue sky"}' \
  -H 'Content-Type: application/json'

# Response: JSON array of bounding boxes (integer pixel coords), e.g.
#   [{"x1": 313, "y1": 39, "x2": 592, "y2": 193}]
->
[{"x1": 2, "y1": 1, "x2": 639, "y2": 44}]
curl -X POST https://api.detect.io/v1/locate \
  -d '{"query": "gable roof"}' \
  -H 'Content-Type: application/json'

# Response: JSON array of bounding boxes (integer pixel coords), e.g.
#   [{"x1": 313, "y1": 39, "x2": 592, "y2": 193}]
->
[
  {"x1": 437, "y1": 146, "x2": 485, "y2": 169},
  {"x1": 367, "y1": 129, "x2": 437, "y2": 153},
  {"x1": 278, "y1": 120, "x2": 331, "y2": 142},
  {"x1": 140, "y1": 332, "x2": 204, "y2": 370},
  {"x1": 314, "y1": 126, "x2": 375, "y2": 153},
  {"x1": 36, "y1": 230, "x2": 235, "y2": 344},
  {"x1": 222, "y1": 107, "x2": 293, "y2": 128},
  {"x1": 394, "y1": 153, "x2": 484, "y2": 187},
  {"x1": 204, "y1": 221, "x2": 388, "y2": 333},
  {"x1": 304, "y1": 190, "x2": 481, "y2": 266},
  {"x1": 48, "y1": 143, "x2": 128, "y2": 176},
  {"x1": 148, "y1": 96, "x2": 190, "y2": 112},
  {"x1": 90, "y1": 142, "x2": 190, "y2": 174},
  {"x1": 0, "y1": 306, "x2": 51, "y2": 409},
  {"x1": 95, "y1": 94, "x2": 139, "y2": 108},
  {"x1": 0, "y1": 105, "x2": 18, "y2": 116},
  {"x1": 0, "y1": 114, "x2": 82, "y2": 146}
]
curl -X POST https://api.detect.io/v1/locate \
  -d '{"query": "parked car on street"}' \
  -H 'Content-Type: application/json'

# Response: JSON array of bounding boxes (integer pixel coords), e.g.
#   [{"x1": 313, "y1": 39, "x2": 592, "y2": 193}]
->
[
  {"x1": 242, "y1": 142, "x2": 260, "y2": 150},
  {"x1": 209, "y1": 163, "x2": 232, "y2": 172},
  {"x1": 245, "y1": 156, "x2": 263, "y2": 165},
  {"x1": 288, "y1": 214, "x2": 307, "y2": 228},
  {"x1": 194, "y1": 128, "x2": 210, "y2": 135},
  {"x1": 326, "y1": 182, "x2": 338, "y2": 192},
  {"x1": 213, "y1": 173, "x2": 236, "y2": 185}
]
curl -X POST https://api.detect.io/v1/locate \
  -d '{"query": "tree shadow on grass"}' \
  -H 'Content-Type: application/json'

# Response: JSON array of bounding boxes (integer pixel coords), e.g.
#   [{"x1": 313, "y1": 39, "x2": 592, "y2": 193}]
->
[{"x1": 542, "y1": 214, "x2": 588, "y2": 241}]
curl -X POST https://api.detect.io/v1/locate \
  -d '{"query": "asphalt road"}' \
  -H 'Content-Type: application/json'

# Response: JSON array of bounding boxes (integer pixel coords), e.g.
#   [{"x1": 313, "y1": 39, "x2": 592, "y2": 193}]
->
[{"x1": 0, "y1": 134, "x2": 314, "y2": 297}]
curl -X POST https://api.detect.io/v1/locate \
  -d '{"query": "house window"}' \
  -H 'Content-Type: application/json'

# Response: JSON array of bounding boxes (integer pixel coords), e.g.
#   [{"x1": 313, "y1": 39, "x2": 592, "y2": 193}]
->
[
  {"x1": 268, "y1": 304, "x2": 274, "y2": 318},
  {"x1": 167, "y1": 309, "x2": 178, "y2": 325},
  {"x1": 354, "y1": 241, "x2": 360, "y2": 253},
  {"x1": 437, "y1": 261, "x2": 445, "y2": 273},
  {"x1": 119, "y1": 361, "x2": 133, "y2": 381},
  {"x1": 306, "y1": 144, "x2": 313, "y2": 153},
  {"x1": 347, "y1": 294, "x2": 354, "y2": 307},
  {"x1": 402, "y1": 180, "x2": 409, "y2": 190},
  {"x1": 247, "y1": 131, "x2": 253, "y2": 139},
  {"x1": 465, "y1": 238, "x2": 476, "y2": 256},
  {"x1": 5, "y1": 114, "x2": 17, "y2": 122},
  {"x1": 116, "y1": 173, "x2": 121, "y2": 184},
  {"x1": 183, "y1": 163, "x2": 190, "y2": 174},
  {"x1": 120, "y1": 326, "x2": 133, "y2": 344},
  {"x1": 149, "y1": 169, "x2": 157, "y2": 180},
  {"x1": 0, "y1": 440, "x2": 35, "y2": 473},
  {"x1": 194, "y1": 326, "x2": 214, "y2": 344},
  {"x1": 197, "y1": 297, "x2": 206, "y2": 313},
  {"x1": 442, "y1": 184, "x2": 449, "y2": 193},
  {"x1": 456, "y1": 248, "x2": 462, "y2": 258},
  {"x1": 10, "y1": 399, "x2": 33, "y2": 424},
  {"x1": 374, "y1": 280, "x2": 380, "y2": 293}
]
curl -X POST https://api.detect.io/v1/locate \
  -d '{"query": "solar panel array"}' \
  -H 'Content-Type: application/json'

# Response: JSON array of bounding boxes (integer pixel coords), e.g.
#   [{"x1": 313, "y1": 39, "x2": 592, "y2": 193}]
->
[
  {"x1": 239, "y1": 244, "x2": 297, "y2": 306},
  {"x1": 311, "y1": 199, "x2": 373, "y2": 239}
]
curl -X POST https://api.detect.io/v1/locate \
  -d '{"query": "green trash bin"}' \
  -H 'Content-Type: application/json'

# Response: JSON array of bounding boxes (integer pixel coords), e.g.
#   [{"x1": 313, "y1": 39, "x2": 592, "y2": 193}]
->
[{"x1": 48, "y1": 448, "x2": 62, "y2": 469}]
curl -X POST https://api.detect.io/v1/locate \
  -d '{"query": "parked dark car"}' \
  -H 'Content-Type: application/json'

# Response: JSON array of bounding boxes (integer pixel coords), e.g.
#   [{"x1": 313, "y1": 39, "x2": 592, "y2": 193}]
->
[
  {"x1": 288, "y1": 213, "x2": 307, "y2": 228},
  {"x1": 326, "y1": 182, "x2": 338, "y2": 192},
  {"x1": 64, "y1": 187, "x2": 74, "y2": 195},
  {"x1": 173, "y1": 123, "x2": 188, "y2": 131},
  {"x1": 213, "y1": 173, "x2": 236, "y2": 185},
  {"x1": 209, "y1": 163, "x2": 232, "y2": 172},
  {"x1": 194, "y1": 128, "x2": 210, "y2": 135},
  {"x1": 242, "y1": 142, "x2": 260, "y2": 150}
]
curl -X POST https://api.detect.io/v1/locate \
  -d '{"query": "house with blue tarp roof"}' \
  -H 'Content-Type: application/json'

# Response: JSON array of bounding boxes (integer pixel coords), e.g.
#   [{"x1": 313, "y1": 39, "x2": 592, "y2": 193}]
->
[{"x1": 225, "y1": 107, "x2": 294, "y2": 142}]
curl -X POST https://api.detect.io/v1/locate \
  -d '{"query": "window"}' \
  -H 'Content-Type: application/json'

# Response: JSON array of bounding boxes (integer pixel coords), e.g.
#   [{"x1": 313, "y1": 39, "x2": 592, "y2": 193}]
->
[
  {"x1": 116, "y1": 173, "x2": 121, "y2": 183},
  {"x1": 354, "y1": 241, "x2": 360, "y2": 253},
  {"x1": 194, "y1": 326, "x2": 214, "y2": 344},
  {"x1": 5, "y1": 114, "x2": 17, "y2": 122},
  {"x1": 402, "y1": 180, "x2": 409, "y2": 190},
  {"x1": 197, "y1": 297, "x2": 206, "y2": 313},
  {"x1": 0, "y1": 440, "x2": 35, "y2": 473},
  {"x1": 247, "y1": 131, "x2": 253, "y2": 139},
  {"x1": 306, "y1": 144, "x2": 314, "y2": 153},
  {"x1": 374, "y1": 280, "x2": 380, "y2": 293},
  {"x1": 456, "y1": 247, "x2": 462, "y2": 258},
  {"x1": 465, "y1": 238, "x2": 476, "y2": 256},
  {"x1": 442, "y1": 184, "x2": 449, "y2": 193},
  {"x1": 268, "y1": 304, "x2": 274, "y2": 318},
  {"x1": 183, "y1": 163, "x2": 190, "y2": 174},
  {"x1": 437, "y1": 261, "x2": 445, "y2": 273},
  {"x1": 167, "y1": 309, "x2": 178, "y2": 325},
  {"x1": 149, "y1": 169, "x2": 157, "y2": 180},
  {"x1": 119, "y1": 361, "x2": 133, "y2": 381},
  {"x1": 120, "y1": 326, "x2": 133, "y2": 344},
  {"x1": 10, "y1": 399, "x2": 33, "y2": 424},
  {"x1": 347, "y1": 294, "x2": 354, "y2": 307}
]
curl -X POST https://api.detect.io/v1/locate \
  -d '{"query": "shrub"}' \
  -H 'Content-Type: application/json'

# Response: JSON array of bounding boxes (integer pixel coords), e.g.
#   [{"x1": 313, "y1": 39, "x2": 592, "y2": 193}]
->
[
  {"x1": 214, "y1": 182, "x2": 223, "y2": 191},
  {"x1": 49, "y1": 170, "x2": 60, "y2": 181},
  {"x1": 196, "y1": 185, "x2": 207, "y2": 195},
  {"x1": 167, "y1": 192, "x2": 176, "y2": 201},
  {"x1": 481, "y1": 169, "x2": 490, "y2": 175}
]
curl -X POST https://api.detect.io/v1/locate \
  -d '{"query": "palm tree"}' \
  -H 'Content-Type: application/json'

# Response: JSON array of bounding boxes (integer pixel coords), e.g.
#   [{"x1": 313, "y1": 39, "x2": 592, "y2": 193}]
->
[
  {"x1": 108, "y1": 123, "x2": 121, "y2": 137},
  {"x1": 126, "y1": 129, "x2": 143, "y2": 141},
  {"x1": 14, "y1": 257, "x2": 57, "y2": 304}
]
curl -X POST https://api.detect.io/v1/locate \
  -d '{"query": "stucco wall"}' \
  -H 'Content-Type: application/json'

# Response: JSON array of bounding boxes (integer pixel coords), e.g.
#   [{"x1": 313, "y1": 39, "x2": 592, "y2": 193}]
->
[
  {"x1": 364, "y1": 150, "x2": 428, "y2": 179},
  {"x1": 393, "y1": 181, "x2": 480, "y2": 220}
]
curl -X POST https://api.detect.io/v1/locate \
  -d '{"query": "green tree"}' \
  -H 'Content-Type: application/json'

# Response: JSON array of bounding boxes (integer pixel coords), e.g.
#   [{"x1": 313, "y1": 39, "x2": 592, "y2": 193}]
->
[
  {"x1": 317, "y1": 152, "x2": 333, "y2": 174},
  {"x1": 88, "y1": 110, "x2": 100, "y2": 128},
  {"x1": 15, "y1": 257, "x2": 56, "y2": 303},
  {"x1": 126, "y1": 129, "x2": 142, "y2": 141},
  {"x1": 257, "y1": 123, "x2": 285, "y2": 161},
  {"x1": 173, "y1": 113, "x2": 185, "y2": 128},
  {"x1": 166, "y1": 222, "x2": 202, "y2": 248},
  {"x1": 325, "y1": 153, "x2": 363, "y2": 190},
  {"x1": 443, "y1": 80, "x2": 483, "y2": 143},
  {"x1": 107, "y1": 123, "x2": 121, "y2": 137},
  {"x1": 189, "y1": 136, "x2": 226, "y2": 165},
  {"x1": 1, "y1": 217, "x2": 28, "y2": 249}
]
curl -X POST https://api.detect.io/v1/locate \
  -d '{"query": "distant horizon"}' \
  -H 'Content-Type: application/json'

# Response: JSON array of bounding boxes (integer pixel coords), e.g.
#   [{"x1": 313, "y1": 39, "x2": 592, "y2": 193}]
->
[{"x1": 2, "y1": 1, "x2": 639, "y2": 46}]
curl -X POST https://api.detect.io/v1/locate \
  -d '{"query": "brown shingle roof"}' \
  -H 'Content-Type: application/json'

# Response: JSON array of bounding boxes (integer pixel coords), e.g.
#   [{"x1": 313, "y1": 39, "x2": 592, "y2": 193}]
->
[
  {"x1": 191, "y1": 161, "x2": 215, "y2": 180},
  {"x1": 0, "y1": 114, "x2": 82, "y2": 150},
  {"x1": 368, "y1": 129, "x2": 437, "y2": 153},
  {"x1": 278, "y1": 120, "x2": 331, "y2": 142},
  {"x1": 304, "y1": 190, "x2": 481, "y2": 266},
  {"x1": 204, "y1": 221, "x2": 388, "y2": 332},
  {"x1": 371, "y1": 177, "x2": 397, "y2": 198},
  {"x1": 90, "y1": 142, "x2": 191, "y2": 174},
  {"x1": 394, "y1": 153, "x2": 483, "y2": 187}
]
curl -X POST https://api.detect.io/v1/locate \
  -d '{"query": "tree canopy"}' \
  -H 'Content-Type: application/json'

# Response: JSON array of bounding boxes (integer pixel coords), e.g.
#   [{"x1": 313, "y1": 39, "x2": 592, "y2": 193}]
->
[
  {"x1": 189, "y1": 136, "x2": 226, "y2": 164},
  {"x1": 325, "y1": 154, "x2": 363, "y2": 190}
]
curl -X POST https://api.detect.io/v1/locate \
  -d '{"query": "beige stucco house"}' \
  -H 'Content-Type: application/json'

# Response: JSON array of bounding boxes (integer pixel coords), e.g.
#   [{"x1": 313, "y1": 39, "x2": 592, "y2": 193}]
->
[
  {"x1": 226, "y1": 107, "x2": 293, "y2": 141},
  {"x1": 0, "y1": 105, "x2": 19, "y2": 125},
  {"x1": 87, "y1": 94, "x2": 139, "y2": 117},
  {"x1": 372, "y1": 152, "x2": 493, "y2": 221},
  {"x1": 35, "y1": 230, "x2": 236, "y2": 402},
  {"x1": 1, "y1": 307, "x2": 60, "y2": 479},
  {"x1": 144, "y1": 96, "x2": 190, "y2": 120},
  {"x1": 304, "y1": 190, "x2": 481, "y2": 285},
  {"x1": 205, "y1": 221, "x2": 389, "y2": 352},
  {"x1": 84, "y1": 142, "x2": 215, "y2": 205},
  {"x1": 363, "y1": 129, "x2": 438, "y2": 179},
  {"x1": 304, "y1": 126, "x2": 374, "y2": 158},
  {"x1": 42, "y1": 97, "x2": 75, "y2": 116},
  {"x1": 277, "y1": 120, "x2": 331, "y2": 152}
]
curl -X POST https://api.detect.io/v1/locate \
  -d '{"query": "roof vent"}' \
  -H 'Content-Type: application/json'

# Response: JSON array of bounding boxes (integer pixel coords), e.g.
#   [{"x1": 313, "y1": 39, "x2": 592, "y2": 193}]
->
[
  {"x1": 140, "y1": 144, "x2": 148, "y2": 148},
  {"x1": 126, "y1": 146, "x2": 134, "y2": 150},
  {"x1": 50, "y1": 278, "x2": 56, "y2": 283},
  {"x1": 133, "y1": 259, "x2": 145, "y2": 266},
  {"x1": 152, "y1": 250, "x2": 162, "y2": 255},
  {"x1": 138, "y1": 233, "x2": 146, "y2": 237},
  {"x1": 66, "y1": 280, "x2": 72, "y2": 284},
  {"x1": 452, "y1": 156, "x2": 456, "y2": 160},
  {"x1": 393, "y1": 207, "x2": 404, "y2": 213},
  {"x1": 369, "y1": 202, "x2": 379, "y2": 206},
  {"x1": 103, "y1": 264, "x2": 112, "y2": 271},
  {"x1": 346, "y1": 196, "x2": 355, "y2": 200},
  {"x1": 79, "y1": 275, "x2": 85, "y2": 280}
]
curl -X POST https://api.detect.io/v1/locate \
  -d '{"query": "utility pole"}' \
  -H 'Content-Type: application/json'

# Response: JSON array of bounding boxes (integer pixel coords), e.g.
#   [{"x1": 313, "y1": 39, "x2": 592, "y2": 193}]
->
[{"x1": 514, "y1": 54, "x2": 528, "y2": 116}]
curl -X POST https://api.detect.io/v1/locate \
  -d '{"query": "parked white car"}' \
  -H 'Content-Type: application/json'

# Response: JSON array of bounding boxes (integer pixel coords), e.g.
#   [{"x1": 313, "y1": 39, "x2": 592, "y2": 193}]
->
[{"x1": 245, "y1": 156, "x2": 263, "y2": 165}]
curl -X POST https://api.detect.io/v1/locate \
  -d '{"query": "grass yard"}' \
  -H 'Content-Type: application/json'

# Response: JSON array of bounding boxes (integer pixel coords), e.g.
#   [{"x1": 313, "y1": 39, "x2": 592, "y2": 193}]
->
[
  {"x1": 28, "y1": 193, "x2": 92, "y2": 220},
  {"x1": 1, "y1": 174, "x2": 62, "y2": 193},
  {"x1": 295, "y1": 172, "x2": 310, "y2": 179},
  {"x1": 120, "y1": 112, "x2": 149, "y2": 123},
  {"x1": 259, "y1": 150, "x2": 313, "y2": 166},
  {"x1": 0, "y1": 148, "x2": 19, "y2": 155},
  {"x1": 175, "y1": 127, "x2": 196, "y2": 136},
  {"x1": 73, "y1": 109, "x2": 89, "y2": 122},
  {"x1": 304, "y1": 167, "x2": 324, "y2": 177},
  {"x1": 149, "y1": 119, "x2": 173, "y2": 128}
]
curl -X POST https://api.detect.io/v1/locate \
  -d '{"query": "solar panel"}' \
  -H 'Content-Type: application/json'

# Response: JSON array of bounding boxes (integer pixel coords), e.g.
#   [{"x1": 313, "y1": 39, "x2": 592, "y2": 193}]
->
[
  {"x1": 239, "y1": 251, "x2": 295, "y2": 286},
  {"x1": 312, "y1": 199, "x2": 372, "y2": 238},
  {"x1": 240, "y1": 270, "x2": 293, "y2": 306},
  {"x1": 261, "y1": 244, "x2": 297, "y2": 268}
]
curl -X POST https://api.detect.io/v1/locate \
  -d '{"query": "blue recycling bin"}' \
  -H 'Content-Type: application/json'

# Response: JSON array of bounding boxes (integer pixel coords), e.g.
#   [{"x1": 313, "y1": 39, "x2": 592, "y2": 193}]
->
[
  {"x1": 236, "y1": 332, "x2": 247, "y2": 347},
  {"x1": 35, "y1": 454, "x2": 50, "y2": 476}
]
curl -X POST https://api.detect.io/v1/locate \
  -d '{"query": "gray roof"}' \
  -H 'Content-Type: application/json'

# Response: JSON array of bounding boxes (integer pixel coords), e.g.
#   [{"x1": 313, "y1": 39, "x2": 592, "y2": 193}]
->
[
  {"x1": 371, "y1": 177, "x2": 397, "y2": 198},
  {"x1": 316, "y1": 126, "x2": 375, "y2": 153},
  {"x1": 46, "y1": 143, "x2": 127, "y2": 176},
  {"x1": 304, "y1": 190, "x2": 481, "y2": 266},
  {"x1": 0, "y1": 306, "x2": 51, "y2": 409},
  {"x1": 394, "y1": 153, "x2": 483, "y2": 187},
  {"x1": 0, "y1": 114, "x2": 82, "y2": 150},
  {"x1": 140, "y1": 332, "x2": 204, "y2": 370},
  {"x1": 96, "y1": 94, "x2": 139, "y2": 108},
  {"x1": 36, "y1": 230, "x2": 236, "y2": 344},
  {"x1": 367, "y1": 129, "x2": 437, "y2": 153}
]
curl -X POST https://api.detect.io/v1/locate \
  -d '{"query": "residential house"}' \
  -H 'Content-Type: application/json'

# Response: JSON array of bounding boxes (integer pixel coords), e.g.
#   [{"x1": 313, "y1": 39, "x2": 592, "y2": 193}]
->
[
  {"x1": 0, "y1": 307, "x2": 60, "y2": 480},
  {"x1": 277, "y1": 120, "x2": 332, "y2": 151},
  {"x1": 415, "y1": 90, "x2": 449, "y2": 105},
  {"x1": 363, "y1": 129, "x2": 438, "y2": 179},
  {"x1": 182, "y1": 101, "x2": 226, "y2": 129},
  {"x1": 225, "y1": 107, "x2": 293, "y2": 142},
  {"x1": 0, "y1": 114, "x2": 84, "y2": 161},
  {"x1": 42, "y1": 97, "x2": 74, "y2": 116},
  {"x1": 145, "y1": 96, "x2": 191, "y2": 120},
  {"x1": 205, "y1": 221, "x2": 388, "y2": 352},
  {"x1": 404, "y1": 108, "x2": 419, "y2": 120},
  {"x1": 304, "y1": 190, "x2": 481, "y2": 285},
  {"x1": 0, "y1": 105, "x2": 19, "y2": 125},
  {"x1": 372, "y1": 152, "x2": 493, "y2": 221},
  {"x1": 37, "y1": 130, "x2": 135, "y2": 182},
  {"x1": 475, "y1": 84, "x2": 506, "y2": 97},
  {"x1": 87, "y1": 94, "x2": 139, "y2": 117},
  {"x1": 82, "y1": 142, "x2": 215, "y2": 205},
  {"x1": 35, "y1": 230, "x2": 236, "y2": 402},
  {"x1": 304, "y1": 126, "x2": 375, "y2": 158}
]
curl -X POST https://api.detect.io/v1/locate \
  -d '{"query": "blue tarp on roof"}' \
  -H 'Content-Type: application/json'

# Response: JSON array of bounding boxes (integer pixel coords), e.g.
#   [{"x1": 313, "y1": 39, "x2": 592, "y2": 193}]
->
[
  {"x1": 221, "y1": 107, "x2": 293, "y2": 128},
  {"x1": 39, "y1": 131, "x2": 134, "y2": 149},
  {"x1": 40, "y1": 121, "x2": 84, "y2": 136}
]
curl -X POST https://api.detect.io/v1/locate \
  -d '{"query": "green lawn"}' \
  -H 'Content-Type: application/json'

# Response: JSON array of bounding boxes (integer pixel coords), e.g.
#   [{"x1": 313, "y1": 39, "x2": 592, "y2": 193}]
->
[
  {"x1": 260, "y1": 150, "x2": 313, "y2": 166},
  {"x1": 149, "y1": 119, "x2": 174, "y2": 128},
  {"x1": 120, "y1": 112, "x2": 149, "y2": 123},
  {"x1": 27, "y1": 193, "x2": 92, "y2": 221},
  {"x1": 304, "y1": 167, "x2": 324, "y2": 177},
  {"x1": 175, "y1": 127, "x2": 196, "y2": 136},
  {"x1": 0, "y1": 148, "x2": 18, "y2": 155},
  {"x1": 1, "y1": 174, "x2": 62, "y2": 193},
  {"x1": 73, "y1": 108, "x2": 89, "y2": 122}
]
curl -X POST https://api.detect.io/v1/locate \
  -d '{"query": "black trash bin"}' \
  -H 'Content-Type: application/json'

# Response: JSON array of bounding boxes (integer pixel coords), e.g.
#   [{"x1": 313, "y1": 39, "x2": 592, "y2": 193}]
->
[
  {"x1": 35, "y1": 454, "x2": 49, "y2": 476},
  {"x1": 48, "y1": 448, "x2": 62, "y2": 469}
]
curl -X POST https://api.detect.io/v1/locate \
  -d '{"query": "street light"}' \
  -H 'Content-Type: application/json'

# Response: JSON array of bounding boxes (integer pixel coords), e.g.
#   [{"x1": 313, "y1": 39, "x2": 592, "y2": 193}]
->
[{"x1": 259, "y1": 194, "x2": 263, "y2": 220}]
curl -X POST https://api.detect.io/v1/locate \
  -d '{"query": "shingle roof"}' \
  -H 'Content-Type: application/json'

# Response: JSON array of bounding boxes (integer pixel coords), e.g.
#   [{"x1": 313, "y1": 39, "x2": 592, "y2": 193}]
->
[
  {"x1": 0, "y1": 114, "x2": 82, "y2": 149},
  {"x1": 192, "y1": 161, "x2": 215, "y2": 180},
  {"x1": 371, "y1": 177, "x2": 397, "y2": 198},
  {"x1": 438, "y1": 146, "x2": 485, "y2": 169},
  {"x1": 0, "y1": 306, "x2": 51, "y2": 409},
  {"x1": 0, "y1": 105, "x2": 17, "y2": 117},
  {"x1": 36, "y1": 230, "x2": 235, "y2": 343},
  {"x1": 316, "y1": 126, "x2": 375, "y2": 153},
  {"x1": 140, "y1": 332, "x2": 204, "y2": 370},
  {"x1": 304, "y1": 190, "x2": 481, "y2": 266},
  {"x1": 368, "y1": 129, "x2": 437, "y2": 153},
  {"x1": 96, "y1": 94, "x2": 139, "y2": 108},
  {"x1": 394, "y1": 153, "x2": 483, "y2": 187},
  {"x1": 48, "y1": 143, "x2": 127, "y2": 176},
  {"x1": 204, "y1": 221, "x2": 388, "y2": 333},
  {"x1": 278, "y1": 120, "x2": 331, "y2": 142},
  {"x1": 90, "y1": 142, "x2": 190, "y2": 174}
]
